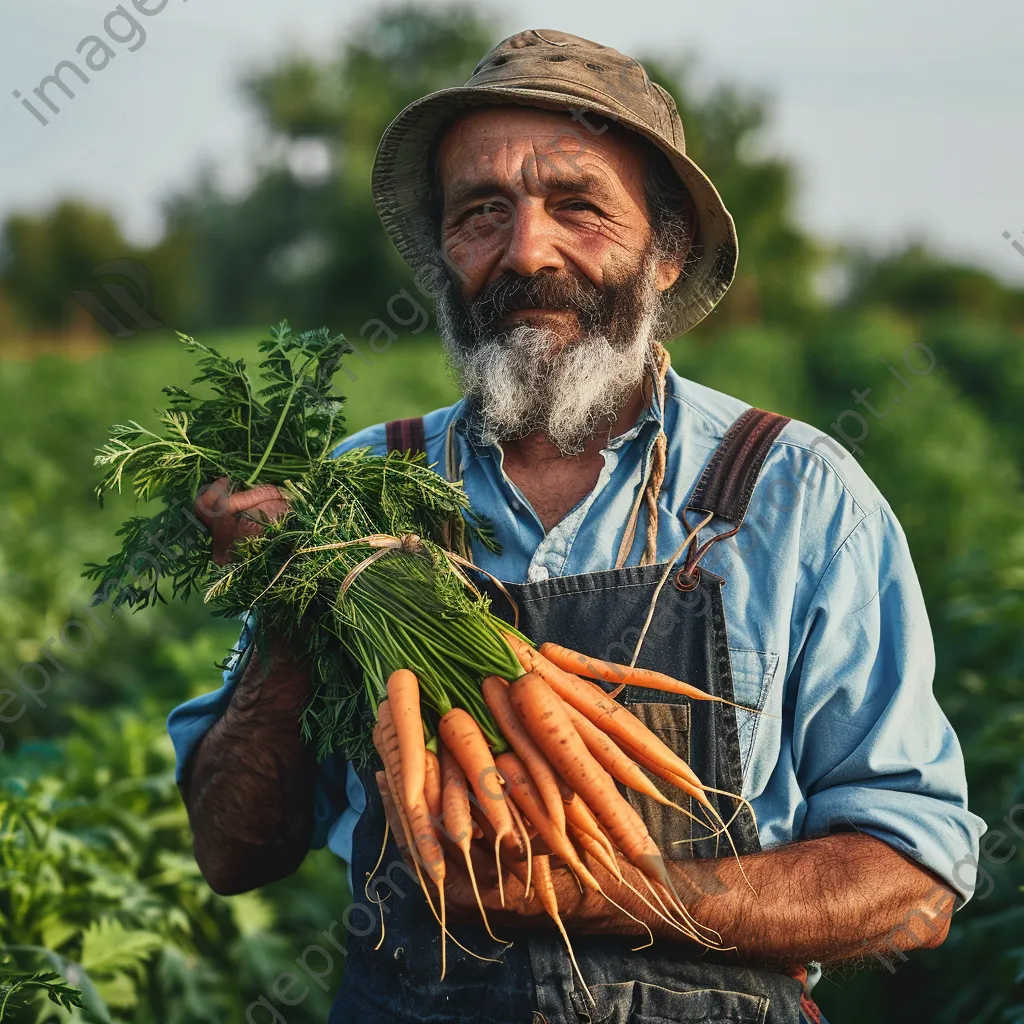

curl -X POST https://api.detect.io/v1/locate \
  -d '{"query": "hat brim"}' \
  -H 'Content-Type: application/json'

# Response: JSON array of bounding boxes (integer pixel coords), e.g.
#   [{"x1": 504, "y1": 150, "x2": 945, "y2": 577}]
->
[{"x1": 371, "y1": 82, "x2": 738, "y2": 339}]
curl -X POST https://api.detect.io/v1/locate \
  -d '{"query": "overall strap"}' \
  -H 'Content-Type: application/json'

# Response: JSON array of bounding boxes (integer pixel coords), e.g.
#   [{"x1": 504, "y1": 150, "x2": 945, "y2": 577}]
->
[
  {"x1": 385, "y1": 416, "x2": 427, "y2": 457},
  {"x1": 387, "y1": 416, "x2": 472, "y2": 559},
  {"x1": 680, "y1": 406, "x2": 790, "y2": 581},
  {"x1": 386, "y1": 415, "x2": 463, "y2": 483},
  {"x1": 689, "y1": 406, "x2": 791, "y2": 523}
]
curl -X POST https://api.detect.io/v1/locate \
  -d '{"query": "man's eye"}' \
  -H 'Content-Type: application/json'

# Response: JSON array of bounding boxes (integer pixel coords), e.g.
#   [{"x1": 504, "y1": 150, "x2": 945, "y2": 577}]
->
[
  {"x1": 468, "y1": 203, "x2": 510, "y2": 221},
  {"x1": 564, "y1": 200, "x2": 600, "y2": 213}
]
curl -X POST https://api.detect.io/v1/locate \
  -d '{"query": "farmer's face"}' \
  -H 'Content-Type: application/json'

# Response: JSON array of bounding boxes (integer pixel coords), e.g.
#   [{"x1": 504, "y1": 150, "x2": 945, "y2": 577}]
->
[
  {"x1": 433, "y1": 106, "x2": 684, "y2": 455},
  {"x1": 436, "y1": 106, "x2": 681, "y2": 346}
]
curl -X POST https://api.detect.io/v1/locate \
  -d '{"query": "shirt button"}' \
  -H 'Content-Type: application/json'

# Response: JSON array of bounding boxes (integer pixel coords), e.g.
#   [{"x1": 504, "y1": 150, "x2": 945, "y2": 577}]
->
[
  {"x1": 511, "y1": 500, "x2": 522, "y2": 512},
  {"x1": 531, "y1": 565, "x2": 550, "y2": 582}
]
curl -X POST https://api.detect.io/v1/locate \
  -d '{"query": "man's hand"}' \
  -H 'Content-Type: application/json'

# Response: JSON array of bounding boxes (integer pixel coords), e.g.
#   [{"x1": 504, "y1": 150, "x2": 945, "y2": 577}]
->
[{"x1": 194, "y1": 476, "x2": 289, "y2": 566}]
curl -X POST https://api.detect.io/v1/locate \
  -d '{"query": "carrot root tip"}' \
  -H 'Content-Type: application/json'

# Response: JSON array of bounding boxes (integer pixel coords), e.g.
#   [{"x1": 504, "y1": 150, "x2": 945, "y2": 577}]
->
[{"x1": 494, "y1": 834, "x2": 506, "y2": 909}]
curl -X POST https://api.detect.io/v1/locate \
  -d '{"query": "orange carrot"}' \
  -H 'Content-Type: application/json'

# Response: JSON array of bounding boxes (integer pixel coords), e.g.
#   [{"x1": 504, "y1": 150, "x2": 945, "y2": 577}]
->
[
  {"x1": 504, "y1": 794, "x2": 534, "y2": 899},
  {"x1": 377, "y1": 703, "x2": 446, "y2": 887},
  {"x1": 530, "y1": 645, "x2": 761, "y2": 849},
  {"x1": 562, "y1": 701, "x2": 688, "y2": 813},
  {"x1": 625, "y1": 746, "x2": 707, "y2": 808},
  {"x1": 564, "y1": 798, "x2": 619, "y2": 880},
  {"x1": 438, "y1": 708, "x2": 520, "y2": 906},
  {"x1": 557, "y1": 823, "x2": 657, "y2": 952},
  {"x1": 424, "y1": 749, "x2": 442, "y2": 823},
  {"x1": 540, "y1": 642, "x2": 759, "y2": 714},
  {"x1": 559, "y1": 702, "x2": 730, "y2": 843},
  {"x1": 626, "y1": 745, "x2": 754, "y2": 840},
  {"x1": 482, "y1": 675, "x2": 566, "y2": 835},
  {"x1": 563, "y1": 825, "x2": 678, "y2": 944},
  {"x1": 439, "y1": 746, "x2": 473, "y2": 846},
  {"x1": 508, "y1": 641, "x2": 711, "y2": 804},
  {"x1": 509, "y1": 672, "x2": 673, "y2": 896},
  {"x1": 437, "y1": 709, "x2": 518, "y2": 849},
  {"x1": 375, "y1": 733, "x2": 447, "y2": 978},
  {"x1": 376, "y1": 734, "x2": 503, "y2": 969},
  {"x1": 569, "y1": 824, "x2": 618, "y2": 879},
  {"x1": 387, "y1": 669, "x2": 426, "y2": 812},
  {"x1": 564, "y1": 797, "x2": 612, "y2": 851},
  {"x1": 440, "y1": 744, "x2": 504, "y2": 943},
  {"x1": 538, "y1": 667, "x2": 755, "y2": 895},
  {"x1": 495, "y1": 751, "x2": 600, "y2": 893},
  {"x1": 506, "y1": 637, "x2": 756, "y2": 897}
]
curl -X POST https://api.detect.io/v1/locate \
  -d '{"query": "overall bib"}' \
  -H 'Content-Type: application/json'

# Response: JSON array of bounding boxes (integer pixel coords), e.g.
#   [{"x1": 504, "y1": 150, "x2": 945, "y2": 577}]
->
[{"x1": 330, "y1": 409, "x2": 813, "y2": 1024}]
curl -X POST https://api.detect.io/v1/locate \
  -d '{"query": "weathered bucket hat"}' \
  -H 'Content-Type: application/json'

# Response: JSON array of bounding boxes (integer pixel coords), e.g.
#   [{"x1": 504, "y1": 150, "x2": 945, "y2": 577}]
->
[{"x1": 371, "y1": 28, "x2": 738, "y2": 339}]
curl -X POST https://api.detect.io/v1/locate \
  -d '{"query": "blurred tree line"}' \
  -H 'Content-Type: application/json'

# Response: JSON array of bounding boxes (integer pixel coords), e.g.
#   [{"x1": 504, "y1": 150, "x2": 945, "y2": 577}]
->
[{"x1": 1, "y1": 4, "x2": 1022, "y2": 1022}]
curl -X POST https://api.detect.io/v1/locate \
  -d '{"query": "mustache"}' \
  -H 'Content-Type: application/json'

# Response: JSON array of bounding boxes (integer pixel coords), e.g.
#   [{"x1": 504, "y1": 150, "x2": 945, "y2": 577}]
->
[{"x1": 467, "y1": 271, "x2": 604, "y2": 334}]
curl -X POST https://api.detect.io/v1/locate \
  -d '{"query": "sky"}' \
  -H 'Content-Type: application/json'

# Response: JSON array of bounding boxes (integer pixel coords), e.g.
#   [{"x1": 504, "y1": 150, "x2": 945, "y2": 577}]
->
[{"x1": 2, "y1": 0, "x2": 1023, "y2": 284}]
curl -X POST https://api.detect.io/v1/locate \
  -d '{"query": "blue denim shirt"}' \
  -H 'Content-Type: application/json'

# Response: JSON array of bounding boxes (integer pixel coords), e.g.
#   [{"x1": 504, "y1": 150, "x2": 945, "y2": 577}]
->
[{"x1": 168, "y1": 367, "x2": 985, "y2": 905}]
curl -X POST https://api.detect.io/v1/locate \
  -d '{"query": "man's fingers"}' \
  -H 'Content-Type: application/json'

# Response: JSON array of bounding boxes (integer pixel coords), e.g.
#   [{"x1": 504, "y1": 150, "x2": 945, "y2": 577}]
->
[
  {"x1": 194, "y1": 476, "x2": 231, "y2": 525},
  {"x1": 234, "y1": 501, "x2": 290, "y2": 538},
  {"x1": 195, "y1": 478, "x2": 287, "y2": 522},
  {"x1": 228, "y1": 483, "x2": 287, "y2": 515},
  {"x1": 193, "y1": 476, "x2": 289, "y2": 566}
]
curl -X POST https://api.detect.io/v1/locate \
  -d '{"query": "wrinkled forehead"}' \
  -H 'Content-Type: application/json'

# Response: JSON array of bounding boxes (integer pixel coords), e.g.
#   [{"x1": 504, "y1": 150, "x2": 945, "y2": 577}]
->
[{"x1": 434, "y1": 105, "x2": 650, "y2": 196}]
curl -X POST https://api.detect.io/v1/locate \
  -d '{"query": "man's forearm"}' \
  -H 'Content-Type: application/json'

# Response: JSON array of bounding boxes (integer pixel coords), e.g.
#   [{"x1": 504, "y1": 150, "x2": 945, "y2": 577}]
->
[
  {"x1": 182, "y1": 631, "x2": 317, "y2": 895},
  {"x1": 663, "y1": 833, "x2": 955, "y2": 967},
  {"x1": 536, "y1": 833, "x2": 955, "y2": 968}
]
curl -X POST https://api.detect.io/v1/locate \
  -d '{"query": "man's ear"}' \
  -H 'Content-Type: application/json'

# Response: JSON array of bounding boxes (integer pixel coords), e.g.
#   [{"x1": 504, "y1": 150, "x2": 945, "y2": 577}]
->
[{"x1": 655, "y1": 259, "x2": 683, "y2": 292}]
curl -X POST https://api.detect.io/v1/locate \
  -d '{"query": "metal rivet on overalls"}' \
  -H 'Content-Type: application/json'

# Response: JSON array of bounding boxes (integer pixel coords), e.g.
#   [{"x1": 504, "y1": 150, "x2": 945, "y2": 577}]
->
[{"x1": 393, "y1": 946, "x2": 404, "y2": 961}]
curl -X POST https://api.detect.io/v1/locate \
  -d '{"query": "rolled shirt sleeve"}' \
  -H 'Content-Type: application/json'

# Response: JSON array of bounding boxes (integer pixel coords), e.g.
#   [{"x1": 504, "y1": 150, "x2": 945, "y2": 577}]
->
[{"x1": 790, "y1": 505, "x2": 986, "y2": 907}]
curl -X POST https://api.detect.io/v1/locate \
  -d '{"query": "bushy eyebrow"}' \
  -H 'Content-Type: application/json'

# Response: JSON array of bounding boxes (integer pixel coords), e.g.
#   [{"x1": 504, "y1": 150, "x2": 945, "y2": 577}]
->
[{"x1": 444, "y1": 169, "x2": 619, "y2": 215}]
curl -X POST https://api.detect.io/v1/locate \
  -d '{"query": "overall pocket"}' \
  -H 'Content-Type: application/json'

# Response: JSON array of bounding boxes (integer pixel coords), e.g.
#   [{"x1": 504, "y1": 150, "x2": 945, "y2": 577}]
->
[
  {"x1": 622, "y1": 702, "x2": 691, "y2": 858},
  {"x1": 589, "y1": 979, "x2": 770, "y2": 1024},
  {"x1": 726, "y1": 648, "x2": 779, "y2": 780}
]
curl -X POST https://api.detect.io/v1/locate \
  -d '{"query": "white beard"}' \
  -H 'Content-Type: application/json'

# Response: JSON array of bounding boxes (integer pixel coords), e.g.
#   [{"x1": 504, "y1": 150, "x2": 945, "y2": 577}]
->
[{"x1": 437, "y1": 271, "x2": 661, "y2": 457}]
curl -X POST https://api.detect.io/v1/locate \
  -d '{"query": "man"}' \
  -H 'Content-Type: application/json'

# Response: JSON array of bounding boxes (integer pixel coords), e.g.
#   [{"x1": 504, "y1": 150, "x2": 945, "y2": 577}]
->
[{"x1": 169, "y1": 30, "x2": 985, "y2": 1024}]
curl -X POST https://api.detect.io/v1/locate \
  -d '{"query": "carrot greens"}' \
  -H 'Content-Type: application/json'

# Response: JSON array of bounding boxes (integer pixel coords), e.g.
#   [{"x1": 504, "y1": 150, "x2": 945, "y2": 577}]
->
[{"x1": 84, "y1": 322, "x2": 520, "y2": 763}]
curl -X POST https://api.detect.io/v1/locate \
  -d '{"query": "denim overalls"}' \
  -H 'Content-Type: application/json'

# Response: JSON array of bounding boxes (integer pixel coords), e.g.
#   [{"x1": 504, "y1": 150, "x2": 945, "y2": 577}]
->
[{"x1": 330, "y1": 408, "x2": 819, "y2": 1024}]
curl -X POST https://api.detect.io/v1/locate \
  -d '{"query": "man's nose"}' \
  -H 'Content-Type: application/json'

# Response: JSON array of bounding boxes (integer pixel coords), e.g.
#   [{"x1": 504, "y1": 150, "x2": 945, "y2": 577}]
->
[{"x1": 496, "y1": 203, "x2": 565, "y2": 278}]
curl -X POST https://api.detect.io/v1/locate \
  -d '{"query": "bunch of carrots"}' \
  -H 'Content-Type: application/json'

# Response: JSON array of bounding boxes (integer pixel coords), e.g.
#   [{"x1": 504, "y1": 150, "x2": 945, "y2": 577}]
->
[{"x1": 371, "y1": 633, "x2": 757, "y2": 999}]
